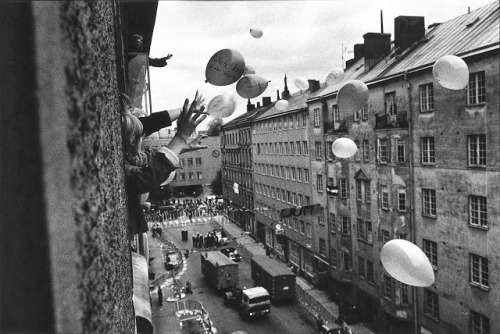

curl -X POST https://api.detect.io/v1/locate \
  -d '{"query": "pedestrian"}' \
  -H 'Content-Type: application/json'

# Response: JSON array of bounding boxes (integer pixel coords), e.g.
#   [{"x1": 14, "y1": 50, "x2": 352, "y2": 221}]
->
[
  {"x1": 185, "y1": 281, "x2": 192, "y2": 294},
  {"x1": 192, "y1": 234, "x2": 197, "y2": 248},
  {"x1": 199, "y1": 234, "x2": 204, "y2": 249},
  {"x1": 157, "y1": 286, "x2": 163, "y2": 307}
]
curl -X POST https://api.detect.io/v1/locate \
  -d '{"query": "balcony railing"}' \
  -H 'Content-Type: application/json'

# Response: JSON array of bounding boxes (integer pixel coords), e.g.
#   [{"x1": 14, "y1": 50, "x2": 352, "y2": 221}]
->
[
  {"x1": 324, "y1": 119, "x2": 348, "y2": 133},
  {"x1": 375, "y1": 111, "x2": 408, "y2": 129}
]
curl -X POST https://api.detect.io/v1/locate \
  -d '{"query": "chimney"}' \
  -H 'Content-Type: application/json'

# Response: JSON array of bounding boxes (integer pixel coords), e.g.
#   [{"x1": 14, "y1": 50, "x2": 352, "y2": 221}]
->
[
  {"x1": 247, "y1": 99, "x2": 255, "y2": 112},
  {"x1": 394, "y1": 16, "x2": 425, "y2": 53},
  {"x1": 262, "y1": 96, "x2": 272, "y2": 106},
  {"x1": 276, "y1": 90, "x2": 281, "y2": 101},
  {"x1": 345, "y1": 44, "x2": 364, "y2": 69},
  {"x1": 363, "y1": 32, "x2": 391, "y2": 71},
  {"x1": 281, "y1": 74, "x2": 291, "y2": 99},
  {"x1": 308, "y1": 79, "x2": 320, "y2": 92}
]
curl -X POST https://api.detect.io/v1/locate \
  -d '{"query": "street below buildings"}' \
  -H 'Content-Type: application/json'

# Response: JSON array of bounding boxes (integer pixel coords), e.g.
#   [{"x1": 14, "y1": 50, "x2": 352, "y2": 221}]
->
[{"x1": 151, "y1": 214, "x2": 319, "y2": 334}]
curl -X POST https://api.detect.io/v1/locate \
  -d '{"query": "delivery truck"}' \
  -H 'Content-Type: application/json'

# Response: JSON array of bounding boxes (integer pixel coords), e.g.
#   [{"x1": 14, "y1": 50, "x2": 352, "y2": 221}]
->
[
  {"x1": 251, "y1": 255, "x2": 296, "y2": 301},
  {"x1": 201, "y1": 250, "x2": 239, "y2": 291},
  {"x1": 224, "y1": 286, "x2": 271, "y2": 319}
]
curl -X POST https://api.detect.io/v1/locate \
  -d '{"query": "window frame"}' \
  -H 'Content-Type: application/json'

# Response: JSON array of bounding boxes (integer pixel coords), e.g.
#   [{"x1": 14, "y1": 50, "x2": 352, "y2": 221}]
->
[
  {"x1": 419, "y1": 83, "x2": 434, "y2": 112},
  {"x1": 467, "y1": 71, "x2": 486, "y2": 106},
  {"x1": 422, "y1": 188, "x2": 437, "y2": 217},
  {"x1": 469, "y1": 195, "x2": 487, "y2": 229}
]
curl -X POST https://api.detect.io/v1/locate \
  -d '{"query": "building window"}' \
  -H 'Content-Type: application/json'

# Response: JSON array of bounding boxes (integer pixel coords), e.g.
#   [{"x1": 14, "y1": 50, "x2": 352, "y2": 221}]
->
[
  {"x1": 470, "y1": 254, "x2": 489, "y2": 289},
  {"x1": 365, "y1": 181, "x2": 371, "y2": 203},
  {"x1": 306, "y1": 222, "x2": 312, "y2": 237},
  {"x1": 424, "y1": 289, "x2": 439, "y2": 319},
  {"x1": 383, "y1": 275, "x2": 394, "y2": 301},
  {"x1": 315, "y1": 141, "x2": 323, "y2": 160},
  {"x1": 317, "y1": 174, "x2": 324, "y2": 192},
  {"x1": 340, "y1": 216, "x2": 350, "y2": 235},
  {"x1": 318, "y1": 215, "x2": 325, "y2": 225},
  {"x1": 363, "y1": 140, "x2": 370, "y2": 162},
  {"x1": 378, "y1": 138, "x2": 388, "y2": 163},
  {"x1": 419, "y1": 83, "x2": 434, "y2": 112},
  {"x1": 468, "y1": 135, "x2": 486, "y2": 167},
  {"x1": 366, "y1": 261, "x2": 374, "y2": 283},
  {"x1": 302, "y1": 113, "x2": 308, "y2": 127},
  {"x1": 381, "y1": 185, "x2": 389, "y2": 210},
  {"x1": 290, "y1": 142, "x2": 295, "y2": 155},
  {"x1": 288, "y1": 116, "x2": 294, "y2": 129},
  {"x1": 197, "y1": 172, "x2": 203, "y2": 179},
  {"x1": 423, "y1": 239, "x2": 438, "y2": 269},
  {"x1": 291, "y1": 167, "x2": 296, "y2": 180},
  {"x1": 468, "y1": 71, "x2": 486, "y2": 105},
  {"x1": 469, "y1": 195, "x2": 487, "y2": 228},
  {"x1": 297, "y1": 168, "x2": 302, "y2": 182},
  {"x1": 285, "y1": 167, "x2": 290, "y2": 179},
  {"x1": 356, "y1": 180, "x2": 362, "y2": 201},
  {"x1": 188, "y1": 172, "x2": 195, "y2": 179},
  {"x1": 361, "y1": 106, "x2": 368, "y2": 120},
  {"x1": 421, "y1": 137, "x2": 435, "y2": 164},
  {"x1": 300, "y1": 220, "x2": 305, "y2": 234},
  {"x1": 471, "y1": 311, "x2": 490, "y2": 334},
  {"x1": 327, "y1": 141, "x2": 334, "y2": 160},
  {"x1": 305, "y1": 196, "x2": 311, "y2": 206},
  {"x1": 396, "y1": 138, "x2": 405, "y2": 163},
  {"x1": 342, "y1": 252, "x2": 350, "y2": 271},
  {"x1": 358, "y1": 257, "x2": 365, "y2": 279},
  {"x1": 314, "y1": 108, "x2": 321, "y2": 127},
  {"x1": 303, "y1": 141, "x2": 309, "y2": 155},
  {"x1": 385, "y1": 92, "x2": 397, "y2": 115},
  {"x1": 331, "y1": 248, "x2": 337, "y2": 268},
  {"x1": 180, "y1": 173, "x2": 186, "y2": 180},
  {"x1": 187, "y1": 158, "x2": 194, "y2": 166},
  {"x1": 287, "y1": 191, "x2": 291, "y2": 203},
  {"x1": 180, "y1": 159, "x2": 185, "y2": 168},
  {"x1": 295, "y1": 114, "x2": 300, "y2": 128},
  {"x1": 293, "y1": 218, "x2": 299, "y2": 231},
  {"x1": 366, "y1": 221, "x2": 372, "y2": 244},
  {"x1": 422, "y1": 188, "x2": 437, "y2": 217},
  {"x1": 357, "y1": 219, "x2": 365, "y2": 240},
  {"x1": 339, "y1": 178, "x2": 347, "y2": 198},
  {"x1": 304, "y1": 169, "x2": 310, "y2": 183},
  {"x1": 401, "y1": 283, "x2": 410, "y2": 305},
  {"x1": 398, "y1": 188, "x2": 406, "y2": 212},
  {"x1": 319, "y1": 238, "x2": 326, "y2": 256},
  {"x1": 296, "y1": 141, "x2": 302, "y2": 155},
  {"x1": 298, "y1": 194, "x2": 303, "y2": 206},
  {"x1": 196, "y1": 157, "x2": 202, "y2": 165},
  {"x1": 329, "y1": 213, "x2": 336, "y2": 234}
]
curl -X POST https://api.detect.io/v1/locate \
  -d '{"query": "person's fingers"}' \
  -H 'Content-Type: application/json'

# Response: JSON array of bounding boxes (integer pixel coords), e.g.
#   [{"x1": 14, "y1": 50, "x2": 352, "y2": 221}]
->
[{"x1": 194, "y1": 114, "x2": 208, "y2": 126}]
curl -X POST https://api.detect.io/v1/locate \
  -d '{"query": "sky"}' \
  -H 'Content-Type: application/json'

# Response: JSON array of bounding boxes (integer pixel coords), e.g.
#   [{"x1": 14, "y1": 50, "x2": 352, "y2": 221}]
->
[{"x1": 149, "y1": 0, "x2": 494, "y2": 130}]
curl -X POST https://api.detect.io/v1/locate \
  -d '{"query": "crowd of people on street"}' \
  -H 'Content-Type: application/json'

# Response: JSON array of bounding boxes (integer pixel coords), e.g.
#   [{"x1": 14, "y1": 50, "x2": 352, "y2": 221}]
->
[{"x1": 145, "y1": 197, "x2": 225, "y2": 222}]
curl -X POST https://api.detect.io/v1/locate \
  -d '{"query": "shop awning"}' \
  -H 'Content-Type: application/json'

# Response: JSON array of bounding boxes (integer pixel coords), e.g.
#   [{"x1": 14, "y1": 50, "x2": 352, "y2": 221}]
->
[{"x1": 132, "y1": 252, "x2": 153, "y2": 334}]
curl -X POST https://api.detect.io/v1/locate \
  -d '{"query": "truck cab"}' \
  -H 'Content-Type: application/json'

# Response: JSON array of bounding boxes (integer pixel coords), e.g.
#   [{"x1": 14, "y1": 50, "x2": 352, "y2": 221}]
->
[{"x1": 239, "y1": 287, "x2": 271, "y2": 319}]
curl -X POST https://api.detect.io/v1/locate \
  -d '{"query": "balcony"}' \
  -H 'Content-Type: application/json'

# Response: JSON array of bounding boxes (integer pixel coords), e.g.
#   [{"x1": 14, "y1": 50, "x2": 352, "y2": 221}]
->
[
  {"x1": 324, "y1": 119, "x2": 348, "y2": 133},
  {"x1": 375, "y1": 111, "x2": 408, "y2": 129}
]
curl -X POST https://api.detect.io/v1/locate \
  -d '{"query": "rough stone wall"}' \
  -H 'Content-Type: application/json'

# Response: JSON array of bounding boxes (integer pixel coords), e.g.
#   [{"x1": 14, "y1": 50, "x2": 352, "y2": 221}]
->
[{"x1": 58, "y1": 1, "x2": 134, "y2": 333}]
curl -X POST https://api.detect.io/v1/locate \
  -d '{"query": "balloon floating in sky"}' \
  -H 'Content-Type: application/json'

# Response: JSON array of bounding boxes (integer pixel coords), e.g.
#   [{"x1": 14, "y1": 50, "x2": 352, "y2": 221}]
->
[
  {"x1": 325, "y1": 68, "x2": 345, "y2": 86},
  {"x1": 236, "y1": 74, "x2": 269, "y2": 99},
  {"x1": 243, "y1": 65, "x2": 256, "y2": 75},
  {"x1": 207, "y1": 92, "x2": 237, "y2": 119},
  {"x1": 250, "y1": 28, "x2": 263, "y2": 38},
  {"x1": 337, "y1": 80, "x2": 369, "y2": 113},
  {"x1": 433, "y1": 55, "x2": 469, "y2": 90},
  {"x1": 331, "y1": 138, "x2": 357, "y2": 159},
  {"x1": 205, "y1": 49, "x2": 245, "y2": 86},
  {"x1": 275, "y1": 99, "x2": 289, "y2": 111},
  {"x1": 381, "y1": 239, "x2": 435, "y2": 287},
  {"x1": 294, "y1": 77, "x2": 309, "y2": 90}
]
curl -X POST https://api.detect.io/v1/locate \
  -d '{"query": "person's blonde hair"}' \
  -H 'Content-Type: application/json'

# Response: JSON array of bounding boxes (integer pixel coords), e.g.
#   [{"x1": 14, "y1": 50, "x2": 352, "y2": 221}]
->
[{"x1": 122, "y1": 111, "x2": 143, "y2": 159}]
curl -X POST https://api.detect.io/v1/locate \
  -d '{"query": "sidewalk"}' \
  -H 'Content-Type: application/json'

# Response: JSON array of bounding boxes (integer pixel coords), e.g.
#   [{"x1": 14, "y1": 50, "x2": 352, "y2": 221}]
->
[{"x1": 220, "y1": 217, "x2": 375, "y2": 334}]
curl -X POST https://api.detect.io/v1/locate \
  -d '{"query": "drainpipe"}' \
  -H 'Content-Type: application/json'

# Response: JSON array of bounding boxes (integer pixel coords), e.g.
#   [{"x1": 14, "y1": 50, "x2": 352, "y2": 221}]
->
[
  {"x1": 404, "y1": 71, "x2": 419, "y2": 334},
  {"x1": 321, "y1": 97, "x2": 332, "y2": 293}
]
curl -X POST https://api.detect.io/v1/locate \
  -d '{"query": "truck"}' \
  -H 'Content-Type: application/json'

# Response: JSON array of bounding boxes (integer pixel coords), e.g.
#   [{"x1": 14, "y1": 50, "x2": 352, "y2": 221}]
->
[
  {"x1": 251, "y1": 255, "x2": 296, "y2": 302},
  {"x1": 201, "y1": 250, "x2": 239, "y2": 291},
  {"x1": 223, "y1": 286, "x2": 271, "y2": 319}
]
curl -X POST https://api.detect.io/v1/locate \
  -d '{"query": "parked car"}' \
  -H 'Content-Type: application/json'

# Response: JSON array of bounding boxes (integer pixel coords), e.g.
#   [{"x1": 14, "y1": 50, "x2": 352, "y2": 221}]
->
[
  {"x1": 220, "y1": 247, "x2": 241, "y2": 262},
  {"x1": 211, "y1": 228, "x2": 228, "y2": 246},
  {"x1": 165, "y1": 250, "x2": 179, "y2": 270}
]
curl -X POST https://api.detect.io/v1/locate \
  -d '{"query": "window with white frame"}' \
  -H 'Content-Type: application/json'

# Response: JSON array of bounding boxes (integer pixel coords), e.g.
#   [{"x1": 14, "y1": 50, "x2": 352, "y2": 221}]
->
[
  {"x1": 398, "y1": 188, "x2": 407, "y2": 211},
  {"x1": 469, "y1": 195, "x2": 487, "y2": 228},
  {"x1": 293, "y1": 218, "x2": 299, "y2": 231},
  {"x1": 356, "y1": 180, "x2": 363, "y2": 201},
  {"x1": 382, "y1": 229, "x2": 390, "y2": 244},
  {"x1": 365, "y1": 181, "x2": 371, "y2": 203},
  {"x1": 314, "y1": 108, "x2": 321, "y2": 127},
  {"x1": 470, "y1": 253, "x2": 489, "y2": 289},
  {"x1": 305, "y1": 196, "x2": 311, "y2": 206},
  {"x1": 298, "y1": 194, "x2": 303, "y2": 206},
  {"x1": 317, "y1": 174, "x2": 324, "y2": 192},
  {"x1": 342, "y1": 251, "x2": 350, "y2": 271},
  {"x1": 303, "y1": 141, "x2": 309, "y2": 155},
  {"x1": 401, "y1": 283, "x2": 410, "y2": 305},
  {"x1": 318, "y1": 214, "x2": 325, "y2": 225},
  {"x1": 361, "y1": 106, "x2": 368, "y2": 120},
  {"x1": 385, "y1": 92, "x2": 397, "y2": 115},
  {"x1": 290, "y1": 243, "x2": 300, "y2": 265},
  {"x1": 295, "y1": 114, "x2": 300, "y2": 128},
  {"x1": 423, "y1": 239, "x2": 438, "y2": 269},
  {"x1": 366, "y1": 221, "x2": 372, "y2": 244},
  {"x1": 358, "y1": 257, "x2": 365, "y2": 279},
  {"x1": 302, "y1": 113, "x2": 308, "y2": 127},
  {"x1": 300, "y1": 220, "x2": 305, "y2": 234},
  {"x1": 471, "y1": 311, "x2": 490, "y2": 334},
  {"x1": 332, "y1": 105, "x2": 340, "y2": 123},
  {"x1": 357, "y1": 218, "x2": 365, "y2": 240},
  {"x1": 288, "y1": 116, "x2": 294, "y2": 129},
  {"x1": 329, "y1": 213, "x2": 336, "y2": 233},
  {"x1": 319, "y1": 238, "x2": 326, "y2": 256},
  {"x1": 424, "y1": 289, "x2": 439, "y2": 318},
  {"x1": 468, "y1": 71, "x2": 486, "y2": 105},
  {"x1": 383, "y1": 274, "x2": 394, "y2": 300},
  {"x1": 291, "y1": 167, "x2": 296, "y2": 180},
  {"x1": 468, "y1": 135, "x2": 486, "y2": 167},
  {"x1": 306, "y1": 222, "x2": 312, "y2": 237},
  {"x1": 304, "y1": 169, "x2": 310, "y2": 183},
  {"x1": 421, "y1": 137, "x2": 435, "y2": 164},
  {"x1": 197, "y1": 171, "x2": 203, "y2": 179},
  {"x1": 354, "y1": 139, "x2": 361, "y2": 162},
  {"x1": 297, "y1": 168, "x2": 302, "y2": 182},
  {"x1": 378, "y1": 138, "x2": 388, "y2": 163},
  {"x1": 327, "y1": 141, "x2": 334, "y2": 160},
  {"x1": 285, "y1": 166, "x2": 290, "y2": 179},
  {"x1": 381, "y1": 185, "x2": 389, "y2": 210},
  {"x1": 339, "y1": 178, "x2": 347, "y2": 198},
  {"x1": 315, "y1": 141, "x2": 323, "y2": 160},
  {"x1": 363, "y1": 140, "x2": 370, "y2": 162},
  {"x1": 396, "y1": 138, "x2": 405, "y2": 163},
  {"x1": 296, "y1": 141, "x2": 302, "y2": 155},
  {"x1": 340, "y1": 216, "x2": 350, "y2": 235},
  {"x1": 331, "y1": 248, "x2": 337, "y2": 268},
  {"x1": 422, "y1": 188, "x2": 437, "y2": 217},
  {"x1": 290, "y1": 141, "x2": 295, "y2": 155},
  {"x1": 419, "y1": 83, "x2": 434, "y2": 112}
]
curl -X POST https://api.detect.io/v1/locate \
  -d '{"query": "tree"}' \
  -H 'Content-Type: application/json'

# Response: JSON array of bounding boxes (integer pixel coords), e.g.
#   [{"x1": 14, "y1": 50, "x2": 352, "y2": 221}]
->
[
  {"x1": 209, "y1": 169, "x2": 223, "y2": 196},
  {"x1": 206, "y1": 118, "x2": 223, "y2": 136}
]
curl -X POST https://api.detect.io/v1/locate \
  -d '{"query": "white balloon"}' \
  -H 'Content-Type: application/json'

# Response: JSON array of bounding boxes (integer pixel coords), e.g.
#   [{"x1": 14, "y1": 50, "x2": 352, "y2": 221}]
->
[
  {"x1": 294, "y1": 77, "x2": 309, "y2": 90},
  {"x1": 331, "y1": 138, "x2": 357, "y2": 159},
  {"x1": 160, "y1": 171, "x2": 176, "y2": 186},
  {"x1": 381, "y1": 239, "x2": 435, "y2": 287},
  {"x1": 325, "y1": 68, "x2": 345, "y2": 86},
  {"x1": 250, "y1": 28, "x2": 263, "y2": 38},
  {"x1": 236, "y1": 74, "x2": 269, "y2": 99},
  {"x1": 275, "y1": 99, "x2": 289, "y2": 111},
  {"x1": 433, "y1": 55, "x2": 469, "y2": 90},
  {"x1": 243, "y1": 65, "x2": 256, "y2": 75},
  {"x1": 207, "y1": 92, "x2": 237, "y2": 118},
  {"x1": 337, "y1": 80, "x2": 369, "y2": 114},
  {"x1": 205, "y1": 49, "x2": 245, "y2": 86}
]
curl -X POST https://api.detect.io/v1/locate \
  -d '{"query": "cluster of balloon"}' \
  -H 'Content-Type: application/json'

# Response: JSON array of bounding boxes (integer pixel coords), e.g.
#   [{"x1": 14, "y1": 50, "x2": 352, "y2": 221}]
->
[
  {"x1": 236, "y1": 74, "x2": 270, "y2": 99},
  {"x1": 337, "y1": 80, "x2": 369, "y2": 114},
  {"x1": 325, "y1": 68, "x2": 345, "y2": 86},
  {"x1": 205, "y1": 49, "x2": 246, "y2": 86},
  {"x1": 243, "y1": 65, "x2": 256, "y2": 75},
  {"x1": 433, "y1": 55, "x2": 469, "y2": 90},
  {"x1": 381, "y1": 239, "x2": 435, "y2": 287},
  {"x1": 294, "y1": 77, "x2": 309, "y2": 90},
  {"x1": 250, "y1": 28, "x2": 263, "y2": 38},
  {"x1": 275, "y1": 99, "x2": 289, "y2": 111},
  {"x1": 331, "y1": 138, "x2": 357, "y2": 159},
  {"x1": 207, "y1": 92, "x2": 238, "y2": 119}
]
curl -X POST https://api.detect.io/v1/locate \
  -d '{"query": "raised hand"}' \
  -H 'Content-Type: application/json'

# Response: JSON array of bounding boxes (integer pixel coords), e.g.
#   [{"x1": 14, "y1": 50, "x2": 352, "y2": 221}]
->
[{"x1": 176, "y1": 90, "x2": 207, "y2": 141}]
